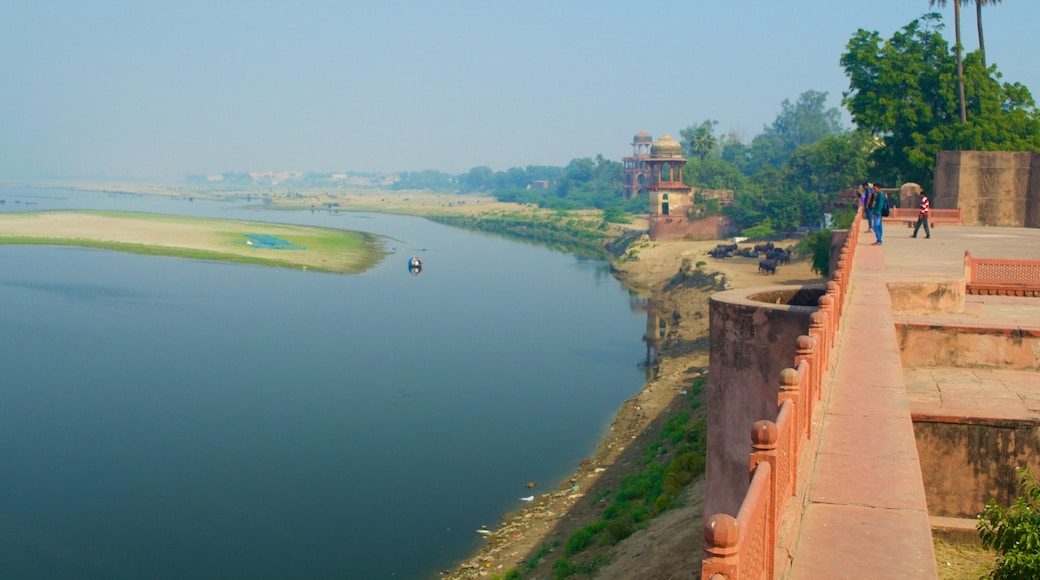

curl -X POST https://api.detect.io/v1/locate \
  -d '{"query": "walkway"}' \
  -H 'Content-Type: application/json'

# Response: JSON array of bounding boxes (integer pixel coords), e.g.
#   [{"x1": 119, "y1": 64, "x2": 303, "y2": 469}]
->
[{"x1": 783, "y1": 224, "x2": 1040, "y2": 578}]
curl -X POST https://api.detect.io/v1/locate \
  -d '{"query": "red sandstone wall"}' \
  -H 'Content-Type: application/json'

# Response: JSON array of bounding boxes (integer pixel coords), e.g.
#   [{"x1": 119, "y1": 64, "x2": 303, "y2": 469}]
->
[
  {"x1": 649, "y1": 215, "x2": 734, "y2": 240},
  {"x1": 705, "y1": 287, "x2": 819, "y2": 519}
]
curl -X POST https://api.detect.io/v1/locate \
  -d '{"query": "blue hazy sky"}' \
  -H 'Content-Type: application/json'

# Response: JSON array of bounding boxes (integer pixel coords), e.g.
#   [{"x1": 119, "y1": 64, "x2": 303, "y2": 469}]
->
[{"x1": 2, "y1": 0, "x2": 1037, "y2": 180}]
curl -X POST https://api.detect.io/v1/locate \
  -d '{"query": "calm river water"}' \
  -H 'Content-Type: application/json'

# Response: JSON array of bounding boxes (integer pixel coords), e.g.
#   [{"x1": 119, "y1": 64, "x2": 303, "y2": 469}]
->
[{"x1": 0, "y1": 187, "x2": 648, "y2": 578}]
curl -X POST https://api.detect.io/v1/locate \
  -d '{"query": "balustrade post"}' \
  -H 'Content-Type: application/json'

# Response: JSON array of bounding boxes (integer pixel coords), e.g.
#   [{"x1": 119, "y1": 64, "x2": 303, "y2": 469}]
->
[
  {"x1": 777, "y1": 368, "x2": 802, "y2": 473},
  {"x1": 818, "y1": 293, "x2": 835, "y2": 362},
  {"x1": 825, "y1": 280, "x2": 841, "y2": 323},
  {"x1": 792, "y1": 338, "x2": 815, "y2": 436},
  {"x1": 750, "y1": 420, "x2": 779, "y2": 578},
  {"x1": 832, "y1": 269, "x2": 846, "y2": 314},
  {"x1": 702, "y1": 514, "x2": 741, "y2": 579},
  {"x1": 808, "y1": 312, "x2": 827, "y2": 397}
]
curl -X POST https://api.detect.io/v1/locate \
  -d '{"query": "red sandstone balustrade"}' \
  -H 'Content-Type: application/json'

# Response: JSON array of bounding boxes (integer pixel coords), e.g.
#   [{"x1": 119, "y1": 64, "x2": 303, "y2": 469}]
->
[
  {"x1": 753, "y1": 407, "x2": 795, "y2": 534},
  {"x1": 703, "y1": 462, "x2": 774, "y2": 579},
  {"x1": 964, "y1": 250, "x2": 1040, "y2": 296},
  {"x1": 702, "y1": 402, "x2": 798, "y2": 580},
  {"x1": 701, "y1": 214, "x2": 860, "y2": 580}
]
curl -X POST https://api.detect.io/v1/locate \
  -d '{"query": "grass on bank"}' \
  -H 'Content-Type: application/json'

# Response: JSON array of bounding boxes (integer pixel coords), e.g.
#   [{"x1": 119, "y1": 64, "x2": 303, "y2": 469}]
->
[
  {"x1": 500, "y1": 378, "x2": 708, "y2": 579},
  {"x1": 0, "y1": 211, "x2": 388, "y2": 274}
]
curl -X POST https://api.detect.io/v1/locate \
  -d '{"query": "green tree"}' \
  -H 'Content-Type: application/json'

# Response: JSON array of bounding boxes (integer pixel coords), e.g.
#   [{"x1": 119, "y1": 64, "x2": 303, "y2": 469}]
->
[
  {"x1": 746, "y1": 90, "x2": 843, "y2": 173},
  {"x1": 841, "y1": 14, "x2": 1040, "y2": 189},
  {"x1": 783, "y1": 131, "x2": 875, "y2": 197},
  {"x1": 978, "y1": 467, "x2": 1040, "y2": 579},
  {"x1": 782, "y1": 129, "x2": 877, "y2": 221},
  {"x1": 680, "y1": 120, "x2": 719, "y2": 161},
  {"x1": 682, "y1": 158, "x2": 747, "y2": 191},
  {"x1": 719, "y1": 130, "x2": 752, "y2": 174}
]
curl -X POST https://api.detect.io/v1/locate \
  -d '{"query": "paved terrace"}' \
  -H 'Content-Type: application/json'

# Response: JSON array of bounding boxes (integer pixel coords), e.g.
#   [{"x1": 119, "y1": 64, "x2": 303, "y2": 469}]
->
[{"x1": 782, "y1": 224, "x2": 1040, "y2": 578}]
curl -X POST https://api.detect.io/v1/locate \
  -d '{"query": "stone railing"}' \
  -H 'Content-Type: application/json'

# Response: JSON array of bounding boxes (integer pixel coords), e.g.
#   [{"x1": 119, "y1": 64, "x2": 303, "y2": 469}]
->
[
  {"x1": 701, "y1": 209, "x2": 861, "y2": 579},
  {"x1": 964, "y1": 251, "x2": 1040, "y2": 297}
]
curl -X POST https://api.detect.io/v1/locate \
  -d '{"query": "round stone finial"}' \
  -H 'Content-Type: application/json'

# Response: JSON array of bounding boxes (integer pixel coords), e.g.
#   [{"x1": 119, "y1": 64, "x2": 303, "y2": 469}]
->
[
  {"x1": 704, "y1": 514, "x2": 740, "y2": 550},
  {"x1": 780, "y1": 367, "x2": 800, "y2": 389},
  {"x1": 819, "y1": 294, "x2": 834, "y2": 308},
  {"x1": 796, "y1": 334, "x2": 814, "y2": 351},
  {"x1": 751, "y1": 420, "x2": 779, "y2": 446}
]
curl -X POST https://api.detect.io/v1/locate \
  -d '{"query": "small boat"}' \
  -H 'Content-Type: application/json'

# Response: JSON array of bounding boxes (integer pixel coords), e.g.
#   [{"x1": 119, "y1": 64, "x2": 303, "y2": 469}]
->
[{"x1": 407, "y1": 256, "x2": 423, "y2": 269}]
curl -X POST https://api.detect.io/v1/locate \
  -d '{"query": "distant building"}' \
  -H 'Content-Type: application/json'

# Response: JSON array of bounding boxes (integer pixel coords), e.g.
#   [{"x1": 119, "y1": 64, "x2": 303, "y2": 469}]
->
[
  {"x1": 642, "y1": 133, "x2": 735, "y2": 240},
  {"x1": 622, "y1": 130, "x2": 654, "y2": 199},
  {"x1": 647, "y1": 134, "x2": 692, "y2": 217}
]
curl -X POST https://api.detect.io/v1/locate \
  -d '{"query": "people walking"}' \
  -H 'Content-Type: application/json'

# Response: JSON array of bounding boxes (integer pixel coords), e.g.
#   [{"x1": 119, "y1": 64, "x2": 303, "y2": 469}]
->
[
  {"x1": 912, "y1": 193, "x2": 931, "y2": 238},
  {"x1": 871, "y1": 187, "x2": 887, "y2": 245},
  {"x1": 862, "y1": 182, "x2": 875, "y2": 233}
]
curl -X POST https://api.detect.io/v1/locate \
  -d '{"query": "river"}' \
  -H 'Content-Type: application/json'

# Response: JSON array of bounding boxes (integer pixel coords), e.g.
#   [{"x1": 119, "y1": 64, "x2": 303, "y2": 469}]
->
[{"x1": 0, "y1": 186, "x2": 647, "y2": 578}]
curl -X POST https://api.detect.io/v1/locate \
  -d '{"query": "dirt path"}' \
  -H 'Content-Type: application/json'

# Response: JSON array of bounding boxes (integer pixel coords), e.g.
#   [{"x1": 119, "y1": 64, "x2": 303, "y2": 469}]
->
[{"x1": 444, "y1": 237, "x2": 822, "y2": 579}]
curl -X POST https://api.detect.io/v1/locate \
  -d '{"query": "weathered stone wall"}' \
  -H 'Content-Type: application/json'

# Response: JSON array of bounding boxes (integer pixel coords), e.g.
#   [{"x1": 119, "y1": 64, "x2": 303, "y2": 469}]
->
[
  {"x1": 705, "y1": 286, "x2": 821, "y2": 519},
  {"x1": 934, "y1": 150, "x2": 1040, "y2": 227},
  {"x1": 914, "y1": 420, "x2": 1040, "y2": 518},
  {"x1": 896, "y1": 323, "x2": 1040, "y2": 370},
  {"x1": 887, "y1": 280, "x2": 965, "y2": 315},
  {"x1": 649, "y1": 215, "x2": 734, "y2": 240}
]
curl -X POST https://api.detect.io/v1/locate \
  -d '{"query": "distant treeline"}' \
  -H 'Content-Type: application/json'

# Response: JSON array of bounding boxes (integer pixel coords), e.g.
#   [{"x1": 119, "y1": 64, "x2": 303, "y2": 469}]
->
[
  {"x1": 395, "y1": 12, "x2": 1040, "y2": 235},
  {"x1": 396, "y1": 156, "x2": 644, "y2": 218}
]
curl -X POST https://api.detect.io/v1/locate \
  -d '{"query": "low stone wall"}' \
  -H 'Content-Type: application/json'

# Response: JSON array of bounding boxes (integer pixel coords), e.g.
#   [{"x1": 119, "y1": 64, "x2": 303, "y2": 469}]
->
[
  {"x1": 914, "y1": 418, "x2": 1040, "y2": 518},
  {"x1": 887, "y1": 280, "x2": 965, "y2": 315},
  {"x1": 901, "y1": 314, "x2": 1040, "y2": 518},
  {"x1": 649, "y1": 215, "x2": 734, "y2": 241},
  {"x1": 896, "y1": 322, "x2": 1040, "y2": 370}
]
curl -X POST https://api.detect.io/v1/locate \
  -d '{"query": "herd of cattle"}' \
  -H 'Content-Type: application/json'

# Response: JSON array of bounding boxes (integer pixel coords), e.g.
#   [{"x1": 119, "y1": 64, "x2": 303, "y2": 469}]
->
[{"x1": 707, "y1": 241, "x2": 793, "y2": 275}]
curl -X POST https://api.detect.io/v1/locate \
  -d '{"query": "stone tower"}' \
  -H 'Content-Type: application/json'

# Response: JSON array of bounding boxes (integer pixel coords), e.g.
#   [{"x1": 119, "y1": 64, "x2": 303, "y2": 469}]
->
[{"x1": 622, "y1": 130, "x2": 653, "y2": 199}]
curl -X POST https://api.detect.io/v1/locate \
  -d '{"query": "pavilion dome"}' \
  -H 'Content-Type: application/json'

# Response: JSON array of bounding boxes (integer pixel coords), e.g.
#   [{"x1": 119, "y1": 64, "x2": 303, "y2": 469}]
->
[
  {"x1": 633, "y1": 130, "x2": 652, "y2": 143},
  {"x1": 651, "y1": 134, "x2": 684, "y2": 159}
]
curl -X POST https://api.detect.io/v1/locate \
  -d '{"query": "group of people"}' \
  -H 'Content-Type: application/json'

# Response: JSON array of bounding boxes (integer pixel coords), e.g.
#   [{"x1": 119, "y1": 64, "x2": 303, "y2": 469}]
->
[{"x1": 859, "y1": 182, "x2": 931, "y2": 244}]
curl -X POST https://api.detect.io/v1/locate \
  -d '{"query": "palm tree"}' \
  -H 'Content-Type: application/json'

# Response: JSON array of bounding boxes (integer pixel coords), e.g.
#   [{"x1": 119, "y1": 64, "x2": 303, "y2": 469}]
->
[
  {"x1": 929, "y1": 0, "x2": 967, "y2": 122},
  {"x1": 972, "y1": 0, "x2": 1002, "y2": 69}
]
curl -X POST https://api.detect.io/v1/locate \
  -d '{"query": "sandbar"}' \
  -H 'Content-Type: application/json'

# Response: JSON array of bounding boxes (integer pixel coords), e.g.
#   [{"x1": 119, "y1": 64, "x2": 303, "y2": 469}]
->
[{"x1": 0, "y1": 210, "x2": 387, "y2": 274}]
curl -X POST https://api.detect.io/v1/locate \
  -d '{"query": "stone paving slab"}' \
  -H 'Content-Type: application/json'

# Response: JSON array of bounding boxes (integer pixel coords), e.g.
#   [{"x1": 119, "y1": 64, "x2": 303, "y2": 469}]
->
[
  {"x1": 787, "y1": 504, "x2": 937, "y2": 580},
  {"x1": 785, "y1": 241, "x2": 937, "y2": 578},
  {"x1": 905, "y1": 367, "x2": 1040, "y2": 424}
]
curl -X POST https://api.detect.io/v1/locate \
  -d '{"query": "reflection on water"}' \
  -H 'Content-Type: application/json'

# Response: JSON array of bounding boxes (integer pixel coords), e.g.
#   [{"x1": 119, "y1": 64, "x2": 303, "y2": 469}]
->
[{"x1": 626, "y1": 294, "x2": 669, "y2": 370}]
